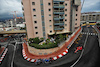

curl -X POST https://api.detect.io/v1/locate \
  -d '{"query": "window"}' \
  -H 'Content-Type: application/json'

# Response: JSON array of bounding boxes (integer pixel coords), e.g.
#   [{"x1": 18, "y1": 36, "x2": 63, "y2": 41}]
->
[
  {"x1": 65, "y1": 24, "x2": 67, "y2": 26},
  {"x1": 76, "y1": 19, "x2": 77, "y2": 21},
  {"x1": 76, "y1": 14, "x2": 77, "y2": 16},
  {"x1": 35, "y1": 27, "x2": 37, "y2": 29},
  {"x1": 65, "y1": 3, "x2": 67, "y2": 6},
  {"x1": 65, "y1": 19, "x2": 67, "y2": 21},
  {"x1": 49, "y1": 20, "x2": 51, "y2": 22},
  {"x1": 33, "y1": 15, "x2": 36, "y2": 17},
  {"x1": 32, "y1": 2, "x2": 35, "y2": 5},
  {"x1": 34, "y1": 21, "x2": 37, "y2": 23},
  {"x1": 75, "y1": 23, "x2": 77, "y2": 25},
  {"x1": 43, "y1": 27, "x2": 45, "y2": 31},
  {"x1": 49, "y1": 9, "x2": 51, "y2": 11},
  {"x1": 65, "y1": 9, "x2": 67, "y2": 11},
  {"x1": 42, "y1": 22, "x2": 45, "y2": 26},
  {"x1": 49, "y1": 25, "x2": 52, "y2": 28},
  {"x1": 50, "y1": 30, "x2": 52, "y2": 33},
  {"x1": 33, "y1": 9, "x2": 36, "y2": 11},
  {"x1": 76, "y1": 7, "x2": 78, "y2": 11},
  {"x1": 43, "y1": 32, "x2": 45, "y2": 36},
  {"x1": 36, "y1": 32, "x2": 38, "y2": 34},
  {"x1": 49, "y1": 14, "x2": 51, "y2": 17},
  {"x1": 48, "y1": 3, "x2": 51, "y2": 5},
  {"x1": 65, "y1": 14, "x2": 67, "y2": 16}
]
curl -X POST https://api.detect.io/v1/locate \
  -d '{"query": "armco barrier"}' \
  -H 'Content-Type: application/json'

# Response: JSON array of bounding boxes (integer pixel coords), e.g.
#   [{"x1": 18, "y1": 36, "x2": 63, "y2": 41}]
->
[
  {"x1": 22, "y1": 27, "x2": 82, "y2": 62},
  {"x1": 67, "y1": 27, "x2": 82, "y2": 49},
  {"x1": 94, "y1": 25, "x2": 100, "y2": 46}
]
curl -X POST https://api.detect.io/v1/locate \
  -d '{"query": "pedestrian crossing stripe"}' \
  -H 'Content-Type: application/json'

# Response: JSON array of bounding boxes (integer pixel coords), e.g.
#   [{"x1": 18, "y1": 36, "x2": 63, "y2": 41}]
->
[{"x1": 81, "y1": 32, "x2": 98, "y2": 36}]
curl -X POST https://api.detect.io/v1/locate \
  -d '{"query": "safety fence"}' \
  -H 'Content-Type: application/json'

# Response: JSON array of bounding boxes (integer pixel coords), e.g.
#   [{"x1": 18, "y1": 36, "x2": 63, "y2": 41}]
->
[{"x1": 94, "y1": 25, "x2": 100, "y2": 46}]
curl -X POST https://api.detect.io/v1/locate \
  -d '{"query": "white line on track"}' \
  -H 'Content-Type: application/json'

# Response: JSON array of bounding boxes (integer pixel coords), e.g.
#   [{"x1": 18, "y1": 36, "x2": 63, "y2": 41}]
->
[{"x1": 70, "y1": 27, "x2": 89, "y2": 67}]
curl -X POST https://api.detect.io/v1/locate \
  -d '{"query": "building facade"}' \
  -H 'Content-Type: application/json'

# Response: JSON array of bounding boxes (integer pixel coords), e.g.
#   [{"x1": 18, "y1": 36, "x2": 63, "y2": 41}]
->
[
  {"x1": 22, "y1": 0, "x2": 81, "y2": 39},
  {"x1": 16, "y1": 17, "x2": 25, "y2": 24},
  {"x1": 81, "y1": 12, "x2": 100, "y2": 24},
  {"x1": 5, "y1": 19, "x2": 16, "y2": 27}
]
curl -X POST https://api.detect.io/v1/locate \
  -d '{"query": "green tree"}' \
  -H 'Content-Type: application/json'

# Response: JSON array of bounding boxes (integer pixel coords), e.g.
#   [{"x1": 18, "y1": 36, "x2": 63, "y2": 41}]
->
[
  {"x1": 63, "y1": 35, "x2": 66, "y2": 40},
  {"x1": 59, "y1": 34, "x2": 63, "y2": 41},
  {"x1": 33, "y1": 37, "x2": 40, "y2": 44},
  {"x1": 46, "y1": 39, "x2": 50, "y2": 44},
  {"x1": 40, "y1": 37, "x2": 44, "y2": 42}
]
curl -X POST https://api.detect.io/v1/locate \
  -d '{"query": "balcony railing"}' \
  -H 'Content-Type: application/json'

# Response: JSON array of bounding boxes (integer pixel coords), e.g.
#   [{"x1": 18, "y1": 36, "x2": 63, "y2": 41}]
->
[
  {"x1": 53, "y1": 0, "x2": 65, "y2": 1},
  {"x1": 21, "y1": 1, "x2": 23, "y2": 5},
  {"x1": 54, "y1": 10, "x2": 64, "y2": 12},
  {"x1": 54, "y1": 12, "x2": 64, "y2": 14},
  {"x1": 54, "y1": 16, "x2": 64, "y2": 20},
  {"x1": 54, "y1": 22, "x2": 64, "y2": 26},
  {"x1": 54, "y1": 27, "x2": 64, "y2": 30},
  {"x1": 54, "y1": 21, "x2": 63, "y2": 23},
  {"x1": 53, "y1": 0, "x2": 65, "y2": 2},
  {"x1": 53, "y1": 5, "x2": 64, "y2": 8}
]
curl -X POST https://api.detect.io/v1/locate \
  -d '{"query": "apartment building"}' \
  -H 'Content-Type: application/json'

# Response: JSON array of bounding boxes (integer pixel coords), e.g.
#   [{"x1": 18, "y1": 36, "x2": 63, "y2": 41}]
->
[
  {"x1": 5, "y1": 19, "x2": 16, "y2": 27},
  {"x1": 16, "y1": 17, "x2": 24, "y2": 24},
  {"x1": 22, "y1": 0, "x2": 81, "y2": 39},
  {"x1": 81, "y1": 12, "x2": 100, "y2": 23}
]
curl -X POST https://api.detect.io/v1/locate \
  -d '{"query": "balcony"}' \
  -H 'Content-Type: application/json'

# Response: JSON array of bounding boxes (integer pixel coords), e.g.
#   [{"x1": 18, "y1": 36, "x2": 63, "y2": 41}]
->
[
  {"x1": 54, "y1": 12, "x2": 64, "y2": 14},
  {"x1": 21, "y1": 1, "x2": 23, "y2": 5},
  {"x1": 54, "y1": 10, "x2": 64, "y2": 12},
  {"x1": 53, "y1": 0, "x2": 65, "y2": 2},
  {"x1": 53, "y1": 10, "x2": 64, "y2": 14},
  {"x1": 54, "y1": 16, "x2": 64, "y2": 20},
  {"x1": 22, "y1": 7, "x2": 24, "y2": 11},
  {"x1": 54, "y1": 27, "x2": 64, "y2": 30},
  {"x1": 53, "y1": 5, "x2": 64, "y2": 8},
  {"x1": 54, "y1": 22, "x2": 64, "y2": 26}
]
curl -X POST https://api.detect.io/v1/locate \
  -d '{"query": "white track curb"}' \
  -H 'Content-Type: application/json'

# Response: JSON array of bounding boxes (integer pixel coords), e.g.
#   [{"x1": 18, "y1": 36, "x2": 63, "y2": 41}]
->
[
  {"x1": 22, "y1": 49, "x2": 36, "y2": 62},
  {"x1": 0, "y1": 48, "x2": 8, "y2": 64},
  {"x1": 22, "y1": 27, "x2": 81, "y2": 62},
  {"x1": 22, "y1": 48, "x2": 68, "y2": 62}
]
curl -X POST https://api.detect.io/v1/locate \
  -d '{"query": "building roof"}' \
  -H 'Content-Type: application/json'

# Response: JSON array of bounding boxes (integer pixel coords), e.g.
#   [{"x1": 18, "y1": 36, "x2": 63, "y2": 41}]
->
[{"x1": 81, "y1": 12, "x2": 100, "y2": 16}]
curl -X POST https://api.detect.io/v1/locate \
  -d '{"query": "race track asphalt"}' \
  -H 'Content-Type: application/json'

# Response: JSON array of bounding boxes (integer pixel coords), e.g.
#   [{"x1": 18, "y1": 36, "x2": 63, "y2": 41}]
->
[{"x1": 0, "y1": 26, "x2": 100, "y2": 67}]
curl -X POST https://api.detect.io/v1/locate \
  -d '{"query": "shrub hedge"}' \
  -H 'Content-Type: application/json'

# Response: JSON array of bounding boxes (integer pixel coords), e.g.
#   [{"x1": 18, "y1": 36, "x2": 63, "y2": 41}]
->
[
  {"x1": 29, "y1": 34, "x2": 67, "y2": 49},
  {"x1": 29, "y1": 42, "x2": 58, "y2": 49}
]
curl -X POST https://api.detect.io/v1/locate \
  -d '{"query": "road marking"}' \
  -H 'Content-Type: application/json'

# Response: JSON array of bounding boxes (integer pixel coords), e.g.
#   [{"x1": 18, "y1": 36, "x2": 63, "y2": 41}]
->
[
  {"x1": 53, "y1": 57, "x2": 57, "y2": 60},
  {"x1": 27, "y1": 58, "x2": 30, "y2": 61},
  {"x1": 81, "y1": 32, "x2": 98, "y2": 36},
  {"x1": 11, "y1": 42, "x2": 17, "y2": 67},
  {"x1": 31, "y1": 59, "x2": 35, "y2": 62},
  {"x1": 63, "y1": 52, "x2": 66, "y2": 55},
  {"x1": 58, "y1": 54, "x2": 62, "y2": 58},
  {"x1": 71, "y1": 28, "x2": 89, "y2": 67},
  {"x1": 0, "y1": 48, "x2": 8, "y2": 64}
]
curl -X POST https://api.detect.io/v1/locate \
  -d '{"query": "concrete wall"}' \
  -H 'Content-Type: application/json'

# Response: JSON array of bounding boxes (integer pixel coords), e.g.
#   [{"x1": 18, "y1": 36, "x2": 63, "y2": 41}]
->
[{"x1": 28, "y1": 43, "x2": 65, "y2": 55}]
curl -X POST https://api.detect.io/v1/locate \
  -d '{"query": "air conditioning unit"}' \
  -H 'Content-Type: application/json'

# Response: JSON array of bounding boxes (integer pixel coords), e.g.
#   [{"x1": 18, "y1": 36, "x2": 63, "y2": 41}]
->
[{"x1": 73, "y1": 0, "x2": 81, "y2": 6}]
